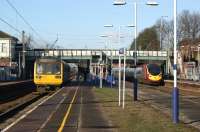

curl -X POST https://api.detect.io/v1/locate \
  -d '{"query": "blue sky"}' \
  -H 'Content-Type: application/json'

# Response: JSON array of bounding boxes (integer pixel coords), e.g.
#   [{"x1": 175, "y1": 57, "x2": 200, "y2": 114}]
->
[{"x1": 0, "y1": 0, "x2": 200, "y2": 49}]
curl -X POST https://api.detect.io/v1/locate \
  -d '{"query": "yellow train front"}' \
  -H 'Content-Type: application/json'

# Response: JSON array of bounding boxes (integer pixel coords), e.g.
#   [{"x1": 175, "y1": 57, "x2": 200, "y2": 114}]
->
[{"x1": 34, "y1": 58, "x2": 77, "y2": 91}]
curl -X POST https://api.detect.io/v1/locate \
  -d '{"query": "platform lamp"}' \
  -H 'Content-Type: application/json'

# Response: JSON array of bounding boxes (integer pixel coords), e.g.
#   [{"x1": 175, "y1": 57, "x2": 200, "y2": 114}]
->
[
  {"x1": 118, "y1": 25, "x2": 135, "y2": 107},
  {"x1": 102, "y1": 24, "x2": 114, "y2": 88},
  {"x1": 113, "y1": 0, "x2": 159, "y2": 102}
]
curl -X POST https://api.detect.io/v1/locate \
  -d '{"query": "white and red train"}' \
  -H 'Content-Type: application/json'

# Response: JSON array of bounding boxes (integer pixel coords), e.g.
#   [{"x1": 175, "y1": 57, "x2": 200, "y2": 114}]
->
[{"x1": 113, "y1": 63, "x2": 164, "y2": 85}]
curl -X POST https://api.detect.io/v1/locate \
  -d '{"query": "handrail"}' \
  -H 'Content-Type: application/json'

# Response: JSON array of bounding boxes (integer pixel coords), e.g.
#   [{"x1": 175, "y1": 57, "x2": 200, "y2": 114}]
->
[{"x1": 26, "y1": 49, "x2": 168, "y2": 57}]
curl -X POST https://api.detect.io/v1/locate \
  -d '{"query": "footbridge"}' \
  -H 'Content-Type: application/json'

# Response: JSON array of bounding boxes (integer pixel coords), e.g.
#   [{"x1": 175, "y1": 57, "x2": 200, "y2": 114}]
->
[
  {"x1": 22, "y1": 49, "x2": 170, "y2": 79},
  {"x1": 26, "y1": 49, "x2": 168, "y2": 61}
]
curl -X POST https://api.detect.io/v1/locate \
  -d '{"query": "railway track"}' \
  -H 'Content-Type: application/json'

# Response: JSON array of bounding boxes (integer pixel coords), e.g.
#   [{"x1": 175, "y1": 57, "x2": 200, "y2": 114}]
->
[
  {"x1": 125, "y1": 80, "x2": 200, "y2": 96},
  {"x1": 0, "y1": 80, "x2": 36, "y2": 116},
  {"x1": 0, "y1": 80, "x2": 35, "y2": 104},
  {"x1": 0, "y1": 80, "x2": 55, "y2": 124},
  {"x1": 125, "y1": 80, "x2": 200, "y2": 130}
]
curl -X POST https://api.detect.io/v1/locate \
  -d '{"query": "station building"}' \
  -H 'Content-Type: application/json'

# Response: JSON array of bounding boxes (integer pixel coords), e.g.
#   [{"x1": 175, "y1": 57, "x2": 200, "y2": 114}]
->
[
  {"x1": 0, "y1": 31, "x2": 20, "y2": 81},
  {"x1": 179, "y1": 39, "x2": 200, "y2": 80}
]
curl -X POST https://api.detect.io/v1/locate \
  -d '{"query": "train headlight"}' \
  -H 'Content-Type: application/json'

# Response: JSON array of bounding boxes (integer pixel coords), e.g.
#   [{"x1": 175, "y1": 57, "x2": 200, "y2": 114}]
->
[
  {"x1": 36, "y1": 76, "x2": 42, "y2": 79},
  {"x1": 55, "y1": 76, "x2": 61, "y2": 79}
]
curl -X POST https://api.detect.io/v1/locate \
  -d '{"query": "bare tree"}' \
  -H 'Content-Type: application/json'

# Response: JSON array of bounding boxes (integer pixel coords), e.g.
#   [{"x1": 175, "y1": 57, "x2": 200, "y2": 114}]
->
[
  {"x1": 164, "y1": 20, "x2": 174, "y2": 50},
  {"x1": 154, "y1": 10, "x2": 200, "y2": 50},
  {"x1": 155, "y1": 19, "x2": 174, "y2": 50},
  {"x1": 190, "y1": 12, "x2": 200, "y2": 40},
  {"x1": 178, "y1": 10, "x2": 200, "y2": 42},
  {"x1": 130, "y1": 10, "x2": 200, "y2": 51},
  {"x1": 178, "y1": 10, "x2": 191, "y2": 40}
]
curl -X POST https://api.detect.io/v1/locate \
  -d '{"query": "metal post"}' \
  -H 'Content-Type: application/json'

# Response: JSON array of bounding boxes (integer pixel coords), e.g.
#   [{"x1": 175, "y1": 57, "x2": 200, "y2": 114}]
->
[
  {"x1": 9, "y1": 42, "x2": 11, "y2": 67},
  {"x1": 18, "y1": 52, "x2": 21, "y2": 78},
  {"x1": 22, "y1": 31, "x2": 26, "y2": 79},
  {"x1": 100, "y1": 65, "x2": 103, "y2": 88},
  {"x1": 198, "y1": 47, "x2": 200, "y2": 80},
  {"x1": 98, "y1": 63, "x2": 100, "y2": 86},
  {"x1": 118, "y1": 26, "x2": 121, "y2": 106},
  {"x1": 94, "y1": 64, "x2": 97, "y2": 85},
  {"x1": 100, "y1": 52, "x2": 103, "y2": 88},
  {"x1": 89, "y1": 58, "x2": 92, "y2": 85},
  {"x1": 134, "y1": 2, "x2": 137, "y2": 69},
  {"x1": 133, "y1": 2, "x2": 138, "y2": 101},
  {"x1": 173, "y1": 0, "x2": 179, "y2": 123},
  {"x1": 122, "y1": 48, "x2": 126, "y2": 109},
  {"x1": 9, "y1": 40, "x2": 12, "y2": 80},
  {"x1": 118, "y1": 54, "x2": 121, "y2": 106},
  {"x1": 105, "y1": 41, "x2": 108, "y2": 80},
  {"x1": 110, "y1": 39, "x2": 113, "y2": 88},
  {"x1": 106, "y1": 53, "x2": 108, "y2": 80}
]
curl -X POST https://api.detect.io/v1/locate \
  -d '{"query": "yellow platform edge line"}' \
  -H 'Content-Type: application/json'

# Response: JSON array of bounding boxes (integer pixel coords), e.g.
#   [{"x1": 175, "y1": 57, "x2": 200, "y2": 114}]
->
[{"x1": 57, "y1": 87, "x2": 79, "y2": 132}]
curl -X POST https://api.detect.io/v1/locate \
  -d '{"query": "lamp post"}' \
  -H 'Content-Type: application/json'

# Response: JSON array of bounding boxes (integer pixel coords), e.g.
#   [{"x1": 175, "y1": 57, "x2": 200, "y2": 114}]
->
[
  {"x1": 98, "y1": 40, "x2": 109, "y2": 80},
  {"x1": 22, "y1": 31, "x2": 26, "y2": 79},
  {"x1": 118, "y1": 25, "x2": 135, "y2": 107},
  {"x1": 133, "y1": 2, "x2": 138, "y2": 101},
  {"x1": 100, "y1": 51, "x2": 103, "y2": 88},
  {"x1": 18, "y1": 52, "x2": 21, "y2": 78},
  {"x1": 102, "y1": 24, "x2": 114, "y2": 87},
  {"x1": 18, "y1": 50, "x2": 27, "y2": 79},
  {"x1": 114, "y1": 0, "x2": 159, "y2": 102},
  {"x1": 122, "y1": 47, "x2": 126, "y2": 109},
  {"x1": 118, "y1": 51, "x2": 122, "y2": 106},
  {"x1": 100, "y1": 34, "x2": 112, "y2": 87},
  {"x1": 118, "y1": 26, "x2": 122, "y2": 106},
  {"x1": 173, "y1": 0, "x2": 179, "y2": 124},
  {"x1": 198, "y1": 45, "x2": 200, "y2": 80}
]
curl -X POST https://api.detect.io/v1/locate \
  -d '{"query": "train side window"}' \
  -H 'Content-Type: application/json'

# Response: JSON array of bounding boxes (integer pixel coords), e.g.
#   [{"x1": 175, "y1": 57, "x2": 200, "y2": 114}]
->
[
  {"x1": 54, "y1": 64, "x2": 61, "y2": 74},
  {"x1": 37, "y1": 64, "x2": 43, "y2": 74},
  {"x1": 136, "y1": 70, "x2": 142, "y2": 76}
]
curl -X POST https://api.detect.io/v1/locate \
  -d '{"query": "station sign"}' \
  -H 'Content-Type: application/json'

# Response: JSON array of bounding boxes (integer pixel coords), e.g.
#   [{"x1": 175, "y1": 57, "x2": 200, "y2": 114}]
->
[
  {"x1": 119, "y1": 48, "x2": 126, "y2": 55},
  {"x1": 119, "y1": 48, "x2": 124, "y2": 54}
]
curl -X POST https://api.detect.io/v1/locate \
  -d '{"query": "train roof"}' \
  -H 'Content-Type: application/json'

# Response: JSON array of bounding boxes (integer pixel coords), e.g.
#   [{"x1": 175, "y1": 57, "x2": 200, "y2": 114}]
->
[
  {"x1": 67, "y1": 63, "x2": 78, "y2": 68},
  {"x1": 36, "y1": 58, "x2": 61, "y2": 63}
]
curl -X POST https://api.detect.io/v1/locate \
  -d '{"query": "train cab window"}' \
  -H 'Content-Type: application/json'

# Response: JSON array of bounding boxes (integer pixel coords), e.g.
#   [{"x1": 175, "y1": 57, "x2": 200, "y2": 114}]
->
[
  {"x1": 53, "y1": 64, "x2": 61, "y2": 74},
  {"x1": 147, "y1": 64, "x2": 161, "y2": 76},
  {"x1": 137, "y1": 70, "x2": 142, "y2": 74},
  {"x1": 37, "y1": 63, "x2": 61, "y2": 74}
]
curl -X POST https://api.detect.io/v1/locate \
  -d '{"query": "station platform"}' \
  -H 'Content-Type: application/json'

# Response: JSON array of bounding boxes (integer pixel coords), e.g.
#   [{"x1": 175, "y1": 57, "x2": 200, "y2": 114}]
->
[
  {"x1": 0, "y1": 80, "x2": 32, "y2": 86},
  {"x1": 0, "y1": 82, "x2": 199, "y2": 132},
  {"x1": 1, "y1": 83, "x2": 115, "y2": 132}
]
